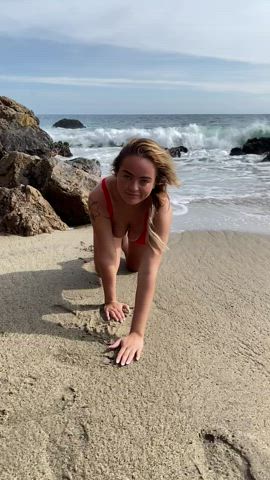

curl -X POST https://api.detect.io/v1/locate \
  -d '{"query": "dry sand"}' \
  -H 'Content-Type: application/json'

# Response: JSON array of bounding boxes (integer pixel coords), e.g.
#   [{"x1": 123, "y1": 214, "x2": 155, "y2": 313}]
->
[{"x1": 0, "y1": 227, "x2": 270, "y2": 480}]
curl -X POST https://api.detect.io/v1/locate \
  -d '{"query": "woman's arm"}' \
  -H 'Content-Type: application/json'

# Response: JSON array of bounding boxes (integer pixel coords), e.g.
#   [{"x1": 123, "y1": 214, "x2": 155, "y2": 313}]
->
[
  {"x1": 109, "y1": 197, "x2": 172, "y2": 364},
  {"x1": 130, "y1": 248, "x2": 162, "y2": 337},
  {"x1": 88, "y1": 193, "x2": 128, "y2": 322}
]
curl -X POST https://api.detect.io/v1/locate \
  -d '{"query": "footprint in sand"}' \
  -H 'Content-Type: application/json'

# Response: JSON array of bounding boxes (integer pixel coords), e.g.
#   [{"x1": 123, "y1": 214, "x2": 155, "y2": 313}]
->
[
  {"x1": 60, "y1": 386, "x2": 77, "y2": 410},
  {"x1": 199, "y1": 430, "x2": 256, "y2": 480},
  {"x1": 22, "y1": 374, "x2": 38, "y2": 386},
  {"x1": 0, "y1": 408, "x2": 9, "y2": 424}
]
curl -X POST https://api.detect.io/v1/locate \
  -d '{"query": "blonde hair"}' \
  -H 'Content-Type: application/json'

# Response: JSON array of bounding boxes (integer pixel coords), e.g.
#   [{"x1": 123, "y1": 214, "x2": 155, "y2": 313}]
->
[{"x1": 112, "y1": 138, "x2": 180, "y2": 251}]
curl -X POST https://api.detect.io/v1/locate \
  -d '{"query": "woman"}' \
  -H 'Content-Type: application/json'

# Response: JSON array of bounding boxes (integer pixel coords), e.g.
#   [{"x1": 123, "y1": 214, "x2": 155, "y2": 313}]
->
[{"x1": 88, "y1": 138, "x2": 179, "y2": 366}]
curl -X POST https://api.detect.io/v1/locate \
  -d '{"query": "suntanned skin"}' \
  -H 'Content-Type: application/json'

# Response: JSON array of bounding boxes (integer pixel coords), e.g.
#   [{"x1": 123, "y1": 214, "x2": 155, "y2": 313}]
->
[{"x1": 88, "y1": 155, "x2": 172, "y2": 366}]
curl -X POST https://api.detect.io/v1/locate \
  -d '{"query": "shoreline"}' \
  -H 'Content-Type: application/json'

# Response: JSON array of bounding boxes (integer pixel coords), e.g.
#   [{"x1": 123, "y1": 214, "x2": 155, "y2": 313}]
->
[
  {"x1": 1, "y1": 227, "x2": 270, "y2": 479},
  {"x1": 171, "y1": 201, "x2": 270, "y2": 236}
]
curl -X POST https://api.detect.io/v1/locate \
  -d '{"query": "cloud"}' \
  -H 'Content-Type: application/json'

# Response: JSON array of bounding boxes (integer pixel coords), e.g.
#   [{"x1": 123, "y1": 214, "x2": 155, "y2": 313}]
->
[
  {"x1": 0, "y1": 74, "x2": 269, "y2": 95},
  {"x1": 0, "y1": 0, "x2": 269, "y2": 64}
]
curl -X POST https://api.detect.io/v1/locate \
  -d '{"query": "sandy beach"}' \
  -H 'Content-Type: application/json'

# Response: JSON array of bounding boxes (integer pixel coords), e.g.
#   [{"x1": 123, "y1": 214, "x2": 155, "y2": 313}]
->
[{"x1": 1, "y1": 227, "x2": 270, "y2": 479}]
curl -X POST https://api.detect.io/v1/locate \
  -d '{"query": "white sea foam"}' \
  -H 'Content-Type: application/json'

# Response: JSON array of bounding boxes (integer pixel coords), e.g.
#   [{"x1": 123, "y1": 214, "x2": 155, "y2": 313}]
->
[
  {"x1": 45, "y1": 119, "x2": 270, "y2": 150},
  {"x1": 170, "y1": 201, "x2": 189, "y2": 216}
]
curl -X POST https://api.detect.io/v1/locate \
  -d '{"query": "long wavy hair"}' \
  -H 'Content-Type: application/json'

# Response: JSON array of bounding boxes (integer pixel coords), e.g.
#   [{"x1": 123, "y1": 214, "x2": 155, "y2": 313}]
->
[{"x1": 112, "y1": 138, "x2": 180, "y2": 251}]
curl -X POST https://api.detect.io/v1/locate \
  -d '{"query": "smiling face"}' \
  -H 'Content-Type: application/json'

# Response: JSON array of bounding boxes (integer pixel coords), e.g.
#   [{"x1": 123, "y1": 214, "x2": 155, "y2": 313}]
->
[{"x1": 116, "y1": 155, "x2": 157, "y2": 205}]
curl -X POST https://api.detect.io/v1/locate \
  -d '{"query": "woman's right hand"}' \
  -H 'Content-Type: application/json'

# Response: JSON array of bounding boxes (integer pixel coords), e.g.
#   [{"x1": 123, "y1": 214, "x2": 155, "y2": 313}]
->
[{"x1": 104, "y1": 302, "x2": 130, "y2": 322}]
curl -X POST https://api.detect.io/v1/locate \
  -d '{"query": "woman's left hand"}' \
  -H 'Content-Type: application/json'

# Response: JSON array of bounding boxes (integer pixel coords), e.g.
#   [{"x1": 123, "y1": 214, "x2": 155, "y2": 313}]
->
[{"x1": 107, "y1": 332, "x2": 144, "y2": 366}]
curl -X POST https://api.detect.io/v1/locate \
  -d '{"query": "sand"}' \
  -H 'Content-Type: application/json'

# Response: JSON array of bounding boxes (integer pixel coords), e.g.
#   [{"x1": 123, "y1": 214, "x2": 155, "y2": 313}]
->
[{"x1": 1, "y1": 227, "x2": 270, "y2": 479}]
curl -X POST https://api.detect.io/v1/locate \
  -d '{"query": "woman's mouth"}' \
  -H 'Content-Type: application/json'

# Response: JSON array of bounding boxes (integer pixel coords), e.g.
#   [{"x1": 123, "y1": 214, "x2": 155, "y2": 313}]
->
[{"x1": 126, "y1": 192, "x2": 140, "y2": 197}]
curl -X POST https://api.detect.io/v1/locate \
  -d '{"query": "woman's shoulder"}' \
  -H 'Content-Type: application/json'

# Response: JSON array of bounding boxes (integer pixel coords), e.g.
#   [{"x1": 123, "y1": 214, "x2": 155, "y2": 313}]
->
[
  {"x1": 88, "y1": 175, "x2": 114, "y2": 200},
  {"x1": 88, "y1": 178, "x2": 111, "y2": 221}
]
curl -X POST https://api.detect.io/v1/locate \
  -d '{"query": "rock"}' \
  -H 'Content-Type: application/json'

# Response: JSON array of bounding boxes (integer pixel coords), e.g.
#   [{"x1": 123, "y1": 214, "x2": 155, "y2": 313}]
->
[
  {"x1": 261, "y1": 152, "x2": 270, "y2": 162},
  {"x1": 52, "y1": 141, "x2": 72, "y2": 157},
  {"x1": 69, "y1": 157, "x2": 101, "y2": 177},
  {"x1": 166, "y1": 146, "x2": 188, "y2": 157},
  {"x1": 0, "y1": 152, "x2": 100, "y2": 226},
  {"x1": 242, "y1": 137, "x2": 270, "y2": 155},
  {"x1": 32, "y1": 157, "x2": 100, "y2": 226},
  {"x1": 0, "y1": 185, "x2": 67, "y2": 236},
  {"x1": 52, "y1": 118, "x2": 86, "y2": 129},
  {"x1": 230, "y1": 147, "x2": 243, "y2": 156},
  {"x1": 0, "y1": 96, "x2": 53, "y2": 157},
  {"x1": 0, "y1": 151, "x2": 39, "y2": 188}
]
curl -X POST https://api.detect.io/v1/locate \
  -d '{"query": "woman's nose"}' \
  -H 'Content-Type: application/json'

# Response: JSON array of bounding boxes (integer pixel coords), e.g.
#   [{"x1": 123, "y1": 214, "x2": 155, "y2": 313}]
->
[{"x1": 129, "y1": 180, "x2": 140, "y2": 191}]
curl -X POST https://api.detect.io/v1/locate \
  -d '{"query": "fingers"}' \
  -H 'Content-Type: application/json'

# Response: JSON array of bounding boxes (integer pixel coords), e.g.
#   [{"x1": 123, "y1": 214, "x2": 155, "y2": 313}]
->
[
  {"x1": 104, "y1": 306, "x2": 124, "y2": 322},
  {"x1": 104, "y1": 302, "x2": 131, "y2": 322},
  {"x1": 126, "y1": 350, "x2": 136, "y2": 365},
  {"x1": 122, "y1": 304, "x2": 130, "y2": 314},
  {"x1": 107, "y1": 341, "x2": 142, "y2": 366},
  {"x1": 107, "y1": 338, "x2": 121, "y2": 349},
  {"x1": 136, "y1": 348, "x2": 143, "y2": 361},
  {"x1": 116, "y1": 346, "x2": 136, "y2": 366},
  {"x1": 116, "y1": 346, "x2": 128, "y2": 365},
  {"x1": 111, "y1": 310, "x2": 123, "y2": 322}
]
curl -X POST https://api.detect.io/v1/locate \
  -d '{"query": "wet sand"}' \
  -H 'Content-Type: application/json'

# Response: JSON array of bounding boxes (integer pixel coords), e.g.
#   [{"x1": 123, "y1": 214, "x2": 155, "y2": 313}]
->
[{"x1": 1, "y1": 227, "x2": 270, "y2": 479}]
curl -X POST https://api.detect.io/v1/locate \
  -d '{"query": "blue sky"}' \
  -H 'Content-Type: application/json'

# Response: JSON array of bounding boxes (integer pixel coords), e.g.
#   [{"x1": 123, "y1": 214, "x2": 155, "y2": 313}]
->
[{"x1": 1, "y1": 0, "x2": 270, "y2": 114}]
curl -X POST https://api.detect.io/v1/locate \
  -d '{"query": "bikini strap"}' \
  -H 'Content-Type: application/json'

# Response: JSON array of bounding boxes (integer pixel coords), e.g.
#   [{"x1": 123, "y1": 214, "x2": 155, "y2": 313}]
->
[{"x1": 101, "y1": 178, "x2": 113, "y2": 219}]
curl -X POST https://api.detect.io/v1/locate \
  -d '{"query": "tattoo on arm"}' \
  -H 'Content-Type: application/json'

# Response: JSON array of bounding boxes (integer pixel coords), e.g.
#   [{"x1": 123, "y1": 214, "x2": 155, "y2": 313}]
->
[{"x1": 88, "y1": 200, "x2": 109, "y2": 223}]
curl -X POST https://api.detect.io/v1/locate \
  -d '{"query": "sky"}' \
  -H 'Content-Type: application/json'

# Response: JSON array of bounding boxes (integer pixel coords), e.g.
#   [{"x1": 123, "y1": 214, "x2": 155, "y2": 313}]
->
[{"x1": 0, "y1": 0, "x2": 270, "y2": 114}]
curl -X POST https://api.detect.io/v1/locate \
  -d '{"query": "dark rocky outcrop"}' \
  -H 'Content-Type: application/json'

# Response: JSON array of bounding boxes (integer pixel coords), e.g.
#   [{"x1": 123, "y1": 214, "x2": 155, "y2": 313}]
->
[
  {"x1": 0, "y1": 185, "x2": 67, "y2": 235},
  {"x1": 0, "y1": 151, "x2": 39, "y2": 188},
  {"x1": 230, "y1": 147, "x2": 243, "y2": 156},
  {"x1": 53, "y1": 118, "x2": 86, "y2": 129},
  {"x1": 69, "y1": 157, "x2": 101, "y2": 177},
  {"x1": 261, "y1": 153, "x2": 270, "y2": 162},
  {"x1": 166, "y1": 146, "x2": 188, "y2": 158},
  {"x1": 230, "y1": 137, "x2": 270, "y2": 156},
  {"x1": 0, "y1": 96, "x2": 53, "y2": 158},
  {"x1": 32, "y1": 157, "x2": 99, "y2": 226},
  {"x1": 242, "y1": 137, "x2": 270, "y2": 155},
  {"x1": 52, "y1": 141, "x2": 72, "y2": 157}
]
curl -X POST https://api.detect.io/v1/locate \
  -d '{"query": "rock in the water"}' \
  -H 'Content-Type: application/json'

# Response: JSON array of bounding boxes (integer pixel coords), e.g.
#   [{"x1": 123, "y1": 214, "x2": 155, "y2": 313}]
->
[
  {"x1": 167, "y1": 146, "x2": 188, "y2": 157},
  {"x1": 52, "y1": 118, "x2": 86, "y2": 129},
  {"x1": 0, "y1": 151, "x2": 40, "y2": 188},
  {"x1": 32, "y1": 157, "x2": 100, "y2": 226},
  {"x1": 0, "y1": 185, "x2": 67, "y2": 236},
  {"x1": 52, "y1": 141, "x2": 72, "y2": 157},
  {"x1": 69, "y1": 157, "x2": 101, "y2": 177},
  {"x1": 0, "y1": 96, "x2": 53, "y2": 157},
  {"x1": 261, "y1": 152, "x2": 270, "y2": 162},
  {"x1": 230, "y1": 147, "x2": 243, "y2": 156},
  {"x1": 242, "y1": 137, "x2": 270, "y2": 155}
]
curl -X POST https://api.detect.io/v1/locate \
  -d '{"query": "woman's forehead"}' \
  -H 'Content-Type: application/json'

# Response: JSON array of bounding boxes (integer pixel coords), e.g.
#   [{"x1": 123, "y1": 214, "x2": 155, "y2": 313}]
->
[{"x1": 120, "y1": 155, "x2": 156, "y2": 177}]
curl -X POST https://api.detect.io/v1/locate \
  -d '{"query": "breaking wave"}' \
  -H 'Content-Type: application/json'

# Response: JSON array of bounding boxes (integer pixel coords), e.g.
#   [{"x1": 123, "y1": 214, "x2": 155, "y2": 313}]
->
[{"x1": 45, "y1": 119, "x2": 270, "y2": 151}]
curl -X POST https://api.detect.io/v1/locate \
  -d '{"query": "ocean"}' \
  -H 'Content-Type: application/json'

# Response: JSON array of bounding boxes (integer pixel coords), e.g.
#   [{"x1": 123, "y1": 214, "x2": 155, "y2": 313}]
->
[{"x1": 39, "y1": 114, "x2": 270, "y2": 234}]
